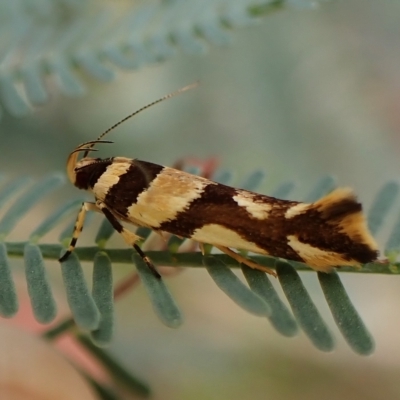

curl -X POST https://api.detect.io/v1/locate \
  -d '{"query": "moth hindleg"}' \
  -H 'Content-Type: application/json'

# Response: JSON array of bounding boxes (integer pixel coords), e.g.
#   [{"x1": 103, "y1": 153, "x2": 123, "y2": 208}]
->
[
  {"x1": 96, "y1": 201, "x2": 161, "y2": 279},
  {"x1": 214, "y1": 245, "x2": 277, "y2": 277},
  {"x1": 59, "y1": 202, "x2": 99, "y2": 262}
]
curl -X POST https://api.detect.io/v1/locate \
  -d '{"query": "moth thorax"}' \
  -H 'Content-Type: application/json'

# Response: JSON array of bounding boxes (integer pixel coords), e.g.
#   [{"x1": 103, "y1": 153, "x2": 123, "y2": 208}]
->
[{"x1": 73, "y1": 158, "x2": 112, "y2": 190}]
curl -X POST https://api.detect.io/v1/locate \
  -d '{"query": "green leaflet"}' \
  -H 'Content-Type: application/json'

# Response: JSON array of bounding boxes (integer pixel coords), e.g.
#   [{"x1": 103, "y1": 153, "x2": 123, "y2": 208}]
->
[{"x1": 0, "y1": 0, "x2": 324, "y2": 118}]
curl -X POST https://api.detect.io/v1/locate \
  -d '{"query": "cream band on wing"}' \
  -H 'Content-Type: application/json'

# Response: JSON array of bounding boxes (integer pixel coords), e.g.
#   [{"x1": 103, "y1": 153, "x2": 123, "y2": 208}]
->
[
  {"x1": 127, "y1": 168, "x2": 213, "y2": 228},
  {"x1": 285, "y1": 203, "x2": 310, "y2": 219},
  {"x1": 92, "y1": 159, "x2": 131, "y2": 200},
  {"x1": 233, "y1": 192, "x2": 272, "y2": 220},
  {"x1": 287, "y1": 234, "x2": 362, "y2": 272},
  {"x1": 191, "y1": 224, "x2": 267, "y2": 254}
]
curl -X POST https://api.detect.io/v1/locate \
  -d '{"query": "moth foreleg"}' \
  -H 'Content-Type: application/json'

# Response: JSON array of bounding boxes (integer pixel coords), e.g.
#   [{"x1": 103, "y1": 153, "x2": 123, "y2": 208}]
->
[
  {"x1": 96, "y1": 201, "x2": 161, "y2": 279},
  {"x1": 59, "y1": 202, "x2": 98, "y2": 262},
  {"x1": 215, "y1": 245, "x2": 277, "y2": 277}
]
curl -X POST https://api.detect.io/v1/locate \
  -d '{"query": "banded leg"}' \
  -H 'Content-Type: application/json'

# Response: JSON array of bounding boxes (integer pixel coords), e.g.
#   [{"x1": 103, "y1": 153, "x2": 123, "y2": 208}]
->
[
  {"x1": 214, "y1": 245, "x2": 277, "y2": 277},
  {"x1": 96, "y1": 201, "x2": 161, "y2": 279},
  {"x1": 59, "y1": 202, "x2": 99, "y2": 262}
]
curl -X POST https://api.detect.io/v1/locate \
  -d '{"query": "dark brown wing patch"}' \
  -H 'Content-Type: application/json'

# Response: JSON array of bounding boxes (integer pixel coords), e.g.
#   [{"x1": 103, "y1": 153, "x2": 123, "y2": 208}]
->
[
  {"x1": 104, "y1": 160, "x2": 164, "y2": 216},
  {"x1": 160, "y1": 184, "x2": 378, "y2": 266}
]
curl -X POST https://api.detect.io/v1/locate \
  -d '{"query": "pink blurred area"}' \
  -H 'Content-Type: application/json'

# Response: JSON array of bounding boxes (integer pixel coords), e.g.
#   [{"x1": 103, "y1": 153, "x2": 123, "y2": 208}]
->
[{"x1": 7, "y1": 282, "x2": 109, "y2": 385}]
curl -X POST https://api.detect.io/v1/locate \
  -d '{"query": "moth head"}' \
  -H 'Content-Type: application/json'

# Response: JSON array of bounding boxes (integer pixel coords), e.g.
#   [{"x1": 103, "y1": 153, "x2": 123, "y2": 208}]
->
[{"x1": 66, "y1": 140, "x2": 113, "y2": 188}]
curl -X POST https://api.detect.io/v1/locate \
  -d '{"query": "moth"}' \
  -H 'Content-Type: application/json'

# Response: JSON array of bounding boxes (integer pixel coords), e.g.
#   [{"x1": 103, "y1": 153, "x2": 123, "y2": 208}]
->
[{"x1": 60, "y1": 84, "x2": 379, "y2": 277}]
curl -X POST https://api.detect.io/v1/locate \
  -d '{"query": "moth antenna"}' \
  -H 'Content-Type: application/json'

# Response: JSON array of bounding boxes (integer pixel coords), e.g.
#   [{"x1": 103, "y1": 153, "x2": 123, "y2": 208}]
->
[
  {"x1": 82, "y1": 81, "x2": 199, "y2": 158},
  {"x1": 74, "y1": 147, "x2": 99, "y2": 154},
  {"x1": 73, "y1": 140, "x2": 113, "y2": 156}
]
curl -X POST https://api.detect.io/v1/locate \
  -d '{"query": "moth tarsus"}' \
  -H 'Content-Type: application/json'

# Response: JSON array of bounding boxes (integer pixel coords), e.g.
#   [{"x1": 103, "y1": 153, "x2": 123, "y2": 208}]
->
[
  {"x1": 61, "y1": 85, "x2": 379, "y2": 276},
  {"x1": 133, "y1": 243, "x2": 162, "y2": 279}
]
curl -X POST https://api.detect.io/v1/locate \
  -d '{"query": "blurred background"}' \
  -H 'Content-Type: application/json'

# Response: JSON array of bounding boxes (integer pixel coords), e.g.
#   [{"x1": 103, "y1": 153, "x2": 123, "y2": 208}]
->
[{"x1": 2, "y1": 0, "x2": 400, "y2": 398}]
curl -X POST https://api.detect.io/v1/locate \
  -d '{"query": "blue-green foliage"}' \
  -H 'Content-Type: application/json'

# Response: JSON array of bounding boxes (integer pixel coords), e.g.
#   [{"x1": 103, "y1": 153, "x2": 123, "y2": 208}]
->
[
  {"x1": 0, "y1": 0, "x2": 325, "y2": 118},
  {"x1": 0, "y1": 170, "x2": 397, "y2": 356}
]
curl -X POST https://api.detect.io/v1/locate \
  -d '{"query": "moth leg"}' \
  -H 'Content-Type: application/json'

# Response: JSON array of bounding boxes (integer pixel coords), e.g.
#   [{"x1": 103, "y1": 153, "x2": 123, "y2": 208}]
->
[
  {"x1": 215, "y1": 245, "x2": 277, "y2": 277},
  {"x1": 59, "y1": 202, "x2": 98, "y2": 262},
  {"x1": 96, "y1": 201, "x2": 161, "y2": 279}
]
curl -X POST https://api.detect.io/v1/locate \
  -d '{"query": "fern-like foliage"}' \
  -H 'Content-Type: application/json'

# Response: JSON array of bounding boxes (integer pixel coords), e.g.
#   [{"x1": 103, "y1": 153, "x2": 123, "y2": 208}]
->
[
  {"x1": 2, "y1": 168, "x2": 398, "y2": 398},
  {"x1": 0, "y1": 0, "x2": 324, "y2": 118},
  {"x1": 1, "y1": 168, "x2": 399, "y2": 360}
]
